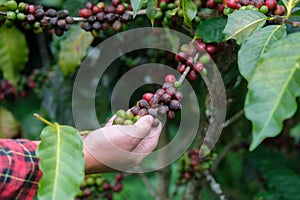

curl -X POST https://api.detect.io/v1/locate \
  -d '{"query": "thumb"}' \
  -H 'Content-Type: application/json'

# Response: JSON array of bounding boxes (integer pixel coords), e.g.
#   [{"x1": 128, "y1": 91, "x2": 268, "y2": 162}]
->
[{"x1": 134, "y1": 115, "x2": 154, "y2": 131}]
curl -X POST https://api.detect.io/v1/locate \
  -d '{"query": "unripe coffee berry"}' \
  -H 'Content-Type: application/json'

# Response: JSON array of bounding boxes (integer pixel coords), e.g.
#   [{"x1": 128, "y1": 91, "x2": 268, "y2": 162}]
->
[
  {"x1": 6, "y1": 1, "x2": 18, "y2": 11},
  {"x1": 6, "y1": 11, "x2": 16, "y2": 21}
]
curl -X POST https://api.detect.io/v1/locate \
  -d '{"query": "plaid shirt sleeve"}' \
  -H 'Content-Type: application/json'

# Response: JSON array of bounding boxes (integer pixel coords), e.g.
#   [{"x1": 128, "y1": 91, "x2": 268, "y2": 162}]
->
[{"x1": 0, "y1": 139, "x2": 42, "y2": 200}]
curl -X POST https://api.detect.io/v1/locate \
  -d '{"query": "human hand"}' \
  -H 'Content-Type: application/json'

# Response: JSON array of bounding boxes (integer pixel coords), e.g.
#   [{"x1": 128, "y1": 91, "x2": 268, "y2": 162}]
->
[{"x1": 82, "y1": 115, "x2": 162, "y2": 174}]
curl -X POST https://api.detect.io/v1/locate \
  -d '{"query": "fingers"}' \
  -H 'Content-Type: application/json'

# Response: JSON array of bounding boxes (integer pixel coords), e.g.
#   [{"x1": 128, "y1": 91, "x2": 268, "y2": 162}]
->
[
  {"x1": 97, "y1": 115, "x2": 155, "y2": 152},
  {"x1": 104, "y1": 114, "x2": 116, "y2": 127},
  {"x1": 132, "y1": 120, "x2": 162, "y2": 154}
]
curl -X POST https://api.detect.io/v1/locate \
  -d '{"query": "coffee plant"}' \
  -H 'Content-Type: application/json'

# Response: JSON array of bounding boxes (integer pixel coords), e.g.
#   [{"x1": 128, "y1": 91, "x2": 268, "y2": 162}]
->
[{"x1": 1, "y1": 0, "x2": 300, "y2": 199}]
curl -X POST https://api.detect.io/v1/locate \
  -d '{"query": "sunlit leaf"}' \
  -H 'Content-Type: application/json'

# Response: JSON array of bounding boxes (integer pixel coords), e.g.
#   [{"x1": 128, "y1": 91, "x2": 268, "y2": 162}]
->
[
  {"x1": 0, "y1": 107, "x2": 20, "y2": 138},
  {"x1": 223, "y1": 10, "x2": 267, "y2": 44},
  {"x1": 245, "y1": 32, "x2": 300, "y2": 150},
  {"x1": 58, "y1": 25, "x2": 93, "y2": 76},
  {"x1": 238, "y1": 25, "x2": 286, "y2": 80},
  {"x1": 37, "y1": 123, "x2": 84, "y2": 200},
  {"x1": 180, "y1": 0, "x2": 197, "y2": 28},
  {"x1": 0, "y1": 26, "x2": 28, "y2": 85}
]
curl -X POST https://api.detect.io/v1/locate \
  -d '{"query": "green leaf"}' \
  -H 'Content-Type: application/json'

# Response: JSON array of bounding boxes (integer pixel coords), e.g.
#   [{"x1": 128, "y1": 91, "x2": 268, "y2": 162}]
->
[
  {"x1": 0, "y1": 107, "x2": 20, "y2": 138},
  {"x1": 245, "y1": 32, "x2": 300, "y2": 151},
  {"x1": 58, "y1": 25, "x2": 93, "y2": 76},
  {"x1": 282, "y1": 0, "x2": 300, "y2": 17},
  {"x1": 290, "y1": 123, "x2": 300, "y2": 143},
  {"x1": 223, "y1": 10, "x2": 267, "y2": 45},
  {"x1": 238, "y1": 25, "x2": 286, "y2": 81},
  {"x1": 0, "y1": 26, "x2": 28, "y2": 85},
  {"x1": 146, "y1": 0, "x2": 157, "y2": 26},
  {"x1": 180, "y1": 0, "x2": 197, "y2": 28},
  {"x1": 260, "y1": 161, "x2": 300, "y2": 199},
  {"x1": 130, "y1": 0, "x2": 148, "y2": 18},
  {"x1": 195, "y1": 17, "x2": 227, "y2": 43},
  {"x1": 37, "y1": 123, "x2": 84, "y2": 200}
]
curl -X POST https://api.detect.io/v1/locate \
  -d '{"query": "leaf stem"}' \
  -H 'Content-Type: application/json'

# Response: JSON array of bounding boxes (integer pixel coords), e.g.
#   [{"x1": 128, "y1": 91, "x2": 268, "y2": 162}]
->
[{"x1": 34, "y1": 113, "x2": 53, "y2": 126}]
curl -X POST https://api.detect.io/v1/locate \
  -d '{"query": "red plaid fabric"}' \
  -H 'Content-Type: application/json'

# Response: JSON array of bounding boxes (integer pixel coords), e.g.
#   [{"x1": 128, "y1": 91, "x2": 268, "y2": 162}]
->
[{"x1": 0, "y1": 139, "x2": 42, "y2": 200}]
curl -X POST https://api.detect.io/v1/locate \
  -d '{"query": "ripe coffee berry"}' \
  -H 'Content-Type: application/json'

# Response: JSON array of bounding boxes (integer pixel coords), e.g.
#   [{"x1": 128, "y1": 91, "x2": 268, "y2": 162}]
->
[
  {"x1": 177, "y1": 64, "x2": 186, "y2": 73},
  {"x1": 104, "y1": 5, "x2": 116, "y2": 13},
  {"x1": 116, "y1": 4, "x2": 126, "y2": 14},
  {"x1": 165, "y1": 74, "x2": 176, "y2": 83},
  {"x1": 142, "y1": 93, "x2": 154, "y2": 102},
  {"x1": 265, "y1": 0, "x2": 277, "y2": 10},
  {"x1": 274, "y1": 5, "x2": 285, "y2": 15},
  {"x1": 193, "y1": 62, "x2": 204, "y2": 73},
  {"x1": 112, "y1": 0, "x2": 122, "y2": 7},
  {"x1": 206, "y1": 45, "x2": 216, "y2": 54},
  {"x1": 112, "y1": 20, "x2": 122, "y2": 31},
  {"x1": 78, "y1": 8, "x2": 92, "y2": 18},
  {"x1": 138, "y1": 99, "x2": 150, "y2": 109},
  {"x1": 188, "y1": 70, "x2": 198, "y2": 81}
]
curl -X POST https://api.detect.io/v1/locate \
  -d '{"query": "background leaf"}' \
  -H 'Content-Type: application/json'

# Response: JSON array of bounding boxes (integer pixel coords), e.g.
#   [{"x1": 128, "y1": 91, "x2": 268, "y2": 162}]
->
[
  {"x1": 130, "y1": 0, "x2": 148, "y2": 18},
  {"x1": 195, "y1": 18, "x2": 227, "y2": 43},
  {"x1": 58, "y1": 25, "x2": 93, "y2": 76},
  {"x1": 0, "y1": 26, "x2": 29, "y2": 85},
  {"x1": 180, "y1": 0, "x2": 197, "y2": 28},
  {"x1": 0, "y1": 107, "x2": 20, "y2": 138},
  {"x1": 238, "y1": 25, "x2": 286, "y2": 81},
  {"x1": 245, "y1": 32, "x2": 300, "y2": 151},
  {"x1": 247, "y1": 148, "x2": 300, "y2": 199},
  {"x1": 282, "y1": 0, "x2": 300, "y2": 17},
  {"x1": 146, "y1": 0, "x2": 157, "y2": 26},
  {"x1": 37, "y1": 123, "x2": 84, "y2": 200},
  {"x1": 223, "y1": 10, "x2": 267, "y2": 45},
  {"x1": 290, "y1": 123, "x2": 300, "y2": 143}
]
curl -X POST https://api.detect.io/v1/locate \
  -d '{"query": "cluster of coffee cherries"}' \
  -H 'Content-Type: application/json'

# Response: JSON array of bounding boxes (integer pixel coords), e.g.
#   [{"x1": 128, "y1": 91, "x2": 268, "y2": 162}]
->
[
  {"x1": 0, "y1": 69, "x2": 47, "y2": 101},
  {"x1": 76, "y1": 173, "x2": 124, "y2": 200},
  {"x1": 2, "y1": 0, "x2": 74, "y2": 36},
  {"x1": 177, "y1": 147, "x2": 216, "y2": 184},
  {"x1": 175, "y1": 39, "x2": 218, "y2": 81},
  {"x1": 113, "y1": 74, "x2": 183, "y2": 126},
  {"x1": 153, "y1": 0, "x2": 201, "y2": 28},
  {"x1": 223, "y1": 0, "x2": 285, "y2": 16},
  {"x1": 78, "y1": 0, "x2": 132, "y2": 34}
]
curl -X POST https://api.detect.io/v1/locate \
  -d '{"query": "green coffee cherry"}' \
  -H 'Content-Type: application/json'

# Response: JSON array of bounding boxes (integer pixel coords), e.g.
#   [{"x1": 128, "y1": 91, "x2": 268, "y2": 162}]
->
[
  {"x1": 17, "y1": 13, "x2": 26, "y2": 21},
  {"x1": 124, "y1": 120, "x2": 134, "y2": 125},
  {"x1": 6, "y1": 11, "x2": 16, "y2": 21},
  {"x1": 18, "y1": 2, "x2": 27, "y2": 12},
  {"x1": 200, "y1": 67, "x2": 207, "y2": 76},
  {"x1": 125, "y1": 110, "x2": 134, "y2": 120},
  {"x1": 199, "y1": 54, "x2": 210, "y2": 64},
  {"x1": 174, "y1": 81, "x2": 181, "y2": 88},
  {"x1": 6, "y1": 1, "x2": 18, "y2": 11},
  {"x1": 223, "y1": 7, "x2": 233, "y2": 15},
  {"x1": 155, "y1": 10, "x2": 163, "y2": 20},
  {"x1": 113, "y1": 117, "x2": 125, "y2": 125},
  {"x1": 259, "y1": 5, "x2": 269, "y2": 14},
  {"x1": 4, "y1": 19, "x2": 14, "y2": 28},
  {"x1": 167, "y1": 3, "x2": 176, "y2": 9},
  {"x1": 116, "y1": 109, "x2": 126, "y2": 119},
  {"x1": 33, "y1": 21, "x2": 41, "y2": 29},
  {"x1": 133, "y1": 115, "x2": 141, "y2": 123},
  {"x1": 160, "y1": 2, "x2": 167, "y2": 10}
]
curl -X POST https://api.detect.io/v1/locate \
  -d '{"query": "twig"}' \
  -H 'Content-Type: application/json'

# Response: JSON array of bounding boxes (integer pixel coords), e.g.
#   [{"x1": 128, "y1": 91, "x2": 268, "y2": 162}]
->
[
  {"x1": 211, "y1": 137, "x2": 237, "y2": 173},
  {"x1": 222, "y1": 109, "x2": 244, "y2": 128},
  {"x1": 138, "y1": 173, "x2": 159, "y2": 198},
  {"x1": 34, "y1": 113, "x2": 52, "y2": 126},
  {"x1": 0, "y1": 11, "x2": 6, "y2": 16},
  {"x1": 204, "y1": 170, "x2": 227, "y2": 200},
  {"x1": 271, "y1": 15, "x2": 300, "y2": 26}
]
